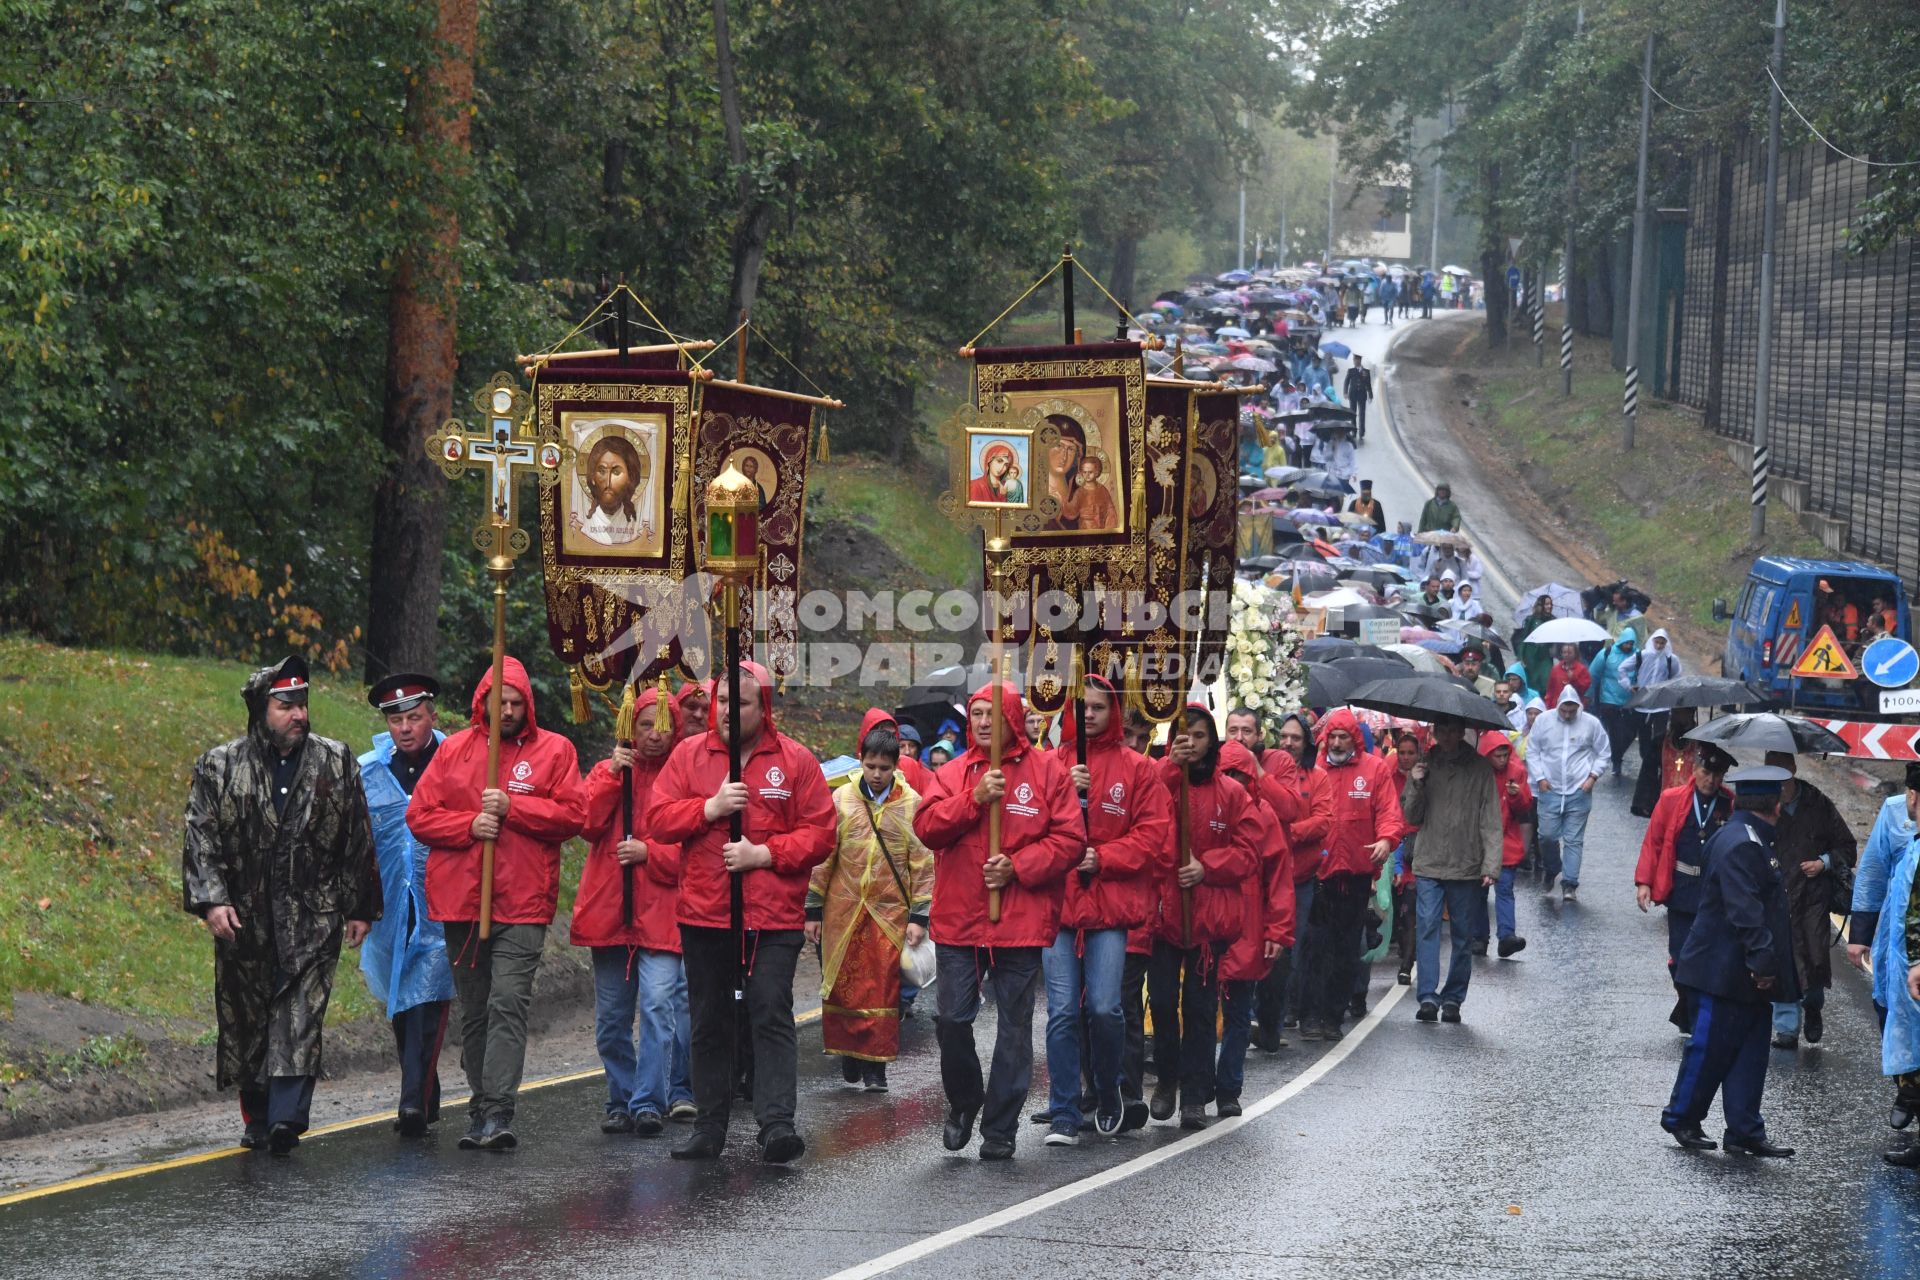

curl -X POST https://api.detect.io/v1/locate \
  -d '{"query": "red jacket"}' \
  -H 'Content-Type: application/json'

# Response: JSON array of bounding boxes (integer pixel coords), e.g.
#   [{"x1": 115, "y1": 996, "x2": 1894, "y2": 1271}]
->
[
  {"x1": 571, "y1": 687, "x2": 684, "y2": 951},
  {"x1": 410, "y1": 657, "x2": 586, "y2": 926},
  {"x1": 1546, "y1": 659, "x2": 1593, "y2": 707},
  {"x1": 1280, "y1": 764, "x2": 1334, "y2": 884},
  {"x1": 1313, "y1": 709, "x2": 1406, "y2": 880},
  {"x1": 1478, "y1": 732, "x2": 1534, "y2": 869},
  {"x1": 1056, "y1": 676, "x2": 1176, "y2": 933},
  {"x1": 1635, "y1": 783, "x2": 1733, "y2": 903},
  {"x1": 645, "y1": 661, "x2": 836, "y2": 931},
  {"x1": 913, "y1": 681, "x2": 1083, "y2": 948},
  {"x1": 1151, "y1": 755, "x2": 1259, "y2": 947},
  {"x1": 1219, "y1": 741, "x2": 1295, "y2": 979},
  {"x1": 857, "y1": 707, "x2": 933, "y2": 797}
]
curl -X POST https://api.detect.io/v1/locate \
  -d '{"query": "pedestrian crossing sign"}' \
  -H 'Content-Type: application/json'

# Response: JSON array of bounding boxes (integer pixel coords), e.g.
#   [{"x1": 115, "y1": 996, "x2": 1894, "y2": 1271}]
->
[
  {"x1": 1791, "y1": 625, "x2": 1858, "y2": 679},
  {"x1": 1783, "y1": 599, "x2": 1802, "y2": 630}
]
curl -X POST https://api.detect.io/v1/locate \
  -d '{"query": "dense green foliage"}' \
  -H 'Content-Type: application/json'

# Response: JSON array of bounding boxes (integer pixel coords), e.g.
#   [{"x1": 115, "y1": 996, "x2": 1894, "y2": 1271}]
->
[{"x1": 3, "y1": 0, "x2": 1292, "y2": 676}]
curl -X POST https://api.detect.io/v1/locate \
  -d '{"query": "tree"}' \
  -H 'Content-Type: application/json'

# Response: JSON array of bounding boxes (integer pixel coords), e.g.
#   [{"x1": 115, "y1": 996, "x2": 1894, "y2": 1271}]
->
[{"x1": 366, "y1": 0, "x2": 479, "y2": 679}]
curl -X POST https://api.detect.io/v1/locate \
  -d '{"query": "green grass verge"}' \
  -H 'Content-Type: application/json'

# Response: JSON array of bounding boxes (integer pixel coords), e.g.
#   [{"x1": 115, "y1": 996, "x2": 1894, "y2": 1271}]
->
[
  {"x1": 1470, "y1": 314, "x2": 1828, "y2": 630},
  {"x1": 807, "y1": 457, "x2": 977, "y2": 590},
  {"x1": 0, "y1": 634, "x2": 586, "y2": 1027}
]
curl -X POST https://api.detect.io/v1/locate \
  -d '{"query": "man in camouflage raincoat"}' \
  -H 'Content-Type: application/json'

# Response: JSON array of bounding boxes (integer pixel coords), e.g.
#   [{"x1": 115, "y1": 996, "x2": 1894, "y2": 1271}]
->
[{"x1": 183, "y1": 655, "x2": 380, "y2": 1154}]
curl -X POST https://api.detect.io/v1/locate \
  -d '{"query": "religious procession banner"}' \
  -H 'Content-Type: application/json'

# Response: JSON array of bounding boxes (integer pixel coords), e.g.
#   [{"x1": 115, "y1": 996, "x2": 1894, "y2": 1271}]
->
[
  {"x1": 967, "y1": 340, "x2": 1157, "y2": 717},
  {"x1": 533, "y1": 356, "x2": 703, "y2": 696},
  {"x1": 1184, "y1": 386, "x2": 1242, "y2": 689},
  {"x1": 694, "y1": 379, "x2": 816, "y2": 681}
]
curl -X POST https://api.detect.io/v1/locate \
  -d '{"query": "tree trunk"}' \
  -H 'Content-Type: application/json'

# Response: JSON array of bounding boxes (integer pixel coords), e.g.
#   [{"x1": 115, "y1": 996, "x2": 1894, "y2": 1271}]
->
[
  {"x1": 366, "y1": 0, "x2": 478, "y2": 679},
  {"x1": 1109, "y1": 234, "x2": 1139, "y2": 322},
  {"x1": 1477, "y1": 161, "x2": 1508, "y2": 348},
  {"x1": 713, "y1": 0, "x2": 774, "y2": 327}
]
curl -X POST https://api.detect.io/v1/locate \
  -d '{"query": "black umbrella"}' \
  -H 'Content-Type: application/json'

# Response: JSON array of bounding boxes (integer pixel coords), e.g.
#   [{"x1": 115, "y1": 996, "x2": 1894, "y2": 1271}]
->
[
  {"x1": 1325, "y1": 656, "x2": 1420, "y2": 688},
  {"x1": 1682, "y1": 712, "x2": 1848, "y2": 756},
  {"x1": 1290, "y1": 472, "x2": 1355, "y2": 497},
  {"x1": 1398, "y1": 602, "x2": 1449, "y2": 624},
  {"x1": 1345, "y1": 676, "x2": 1513, "y2": 731},
  {"x1": 1627, "y1": 675, "x2": 1769, "y2": 711},
  {"x1": 1302, "y1": 638, "x2": 1400, "y2": 663},
  {"x1": 1241, "y1": 554, "x2": 1284, "y2": 572},
  {"x1": 1276, "y1": 403, "x2": 1358, "y2": 426},
  {"x1": 1302, "y1": 662, "x2": 1356, "y2": 707},
  {"x1": 1440, "y1": 620, "x2": 1508, "y2": 654},
  {"x1": 1276, "y1": 543, "x2": 1331, "y2": 562},
  {"x1": 1341, "y1": 603, "x2": 1403, "y2": 622},
  {"x1": 1340, "y1": 568, "x2": 1411, "y2": 591},
  {"x1": 1311, "y1": 422, "x2": 1357, "y2": 439},
  {"x1": 1272, "y1": 561, "x2": 1339, "y2": 589},
  {"x1": 897, "y1": 663, "x2": 990, "y2": 741}
]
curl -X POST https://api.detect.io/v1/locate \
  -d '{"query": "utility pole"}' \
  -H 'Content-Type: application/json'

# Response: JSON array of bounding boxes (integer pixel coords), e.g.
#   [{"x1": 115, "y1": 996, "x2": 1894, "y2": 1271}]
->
[
  {"x1": 1326, "y1": 132, "x2": 1337, "y2": 267},
  {"x1": 1237, "y1": 183, "x2": 1247, "y2": 271},
  {"x1": 1562, "y1": 4, "x2": 1582, "y2": 397},
  {"x1": 1430, "y1": 99, "x2": 1450, "y2": 266},
  {"x1": 1752, "y1": 0, "x2": 1786, "y2": 538},
  {"x1": 1622, "y1": 33, "x2": 1653, "y2": 451},
  {"x1": 1279, "y1": 208, "x2": 1288, "y2": 269}
]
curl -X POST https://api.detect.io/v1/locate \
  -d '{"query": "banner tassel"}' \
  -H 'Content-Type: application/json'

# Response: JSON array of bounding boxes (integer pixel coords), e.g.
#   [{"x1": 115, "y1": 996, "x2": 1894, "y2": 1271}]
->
[
  {"x1": 815, "y1": 416, "x2": 830, "y2": 463},
  {"x1": 1129, "y1": 463, "x2": 1147, "y2": 528},
  {"x1": 614, "y1": 680, "x2": 637, "y2": 743},
  {"x1": 654, "y1": 673, "x2": 672, "y2": 733},
  {"x1": 570, "y1": 667, "x2": 591, "y2": 725}
]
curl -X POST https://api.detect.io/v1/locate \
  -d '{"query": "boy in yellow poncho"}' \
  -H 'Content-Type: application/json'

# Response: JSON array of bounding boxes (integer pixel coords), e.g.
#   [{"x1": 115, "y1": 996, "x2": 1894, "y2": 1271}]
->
[{"x1": 805, "y1": 720, "x2": 934, "y2": 1091}]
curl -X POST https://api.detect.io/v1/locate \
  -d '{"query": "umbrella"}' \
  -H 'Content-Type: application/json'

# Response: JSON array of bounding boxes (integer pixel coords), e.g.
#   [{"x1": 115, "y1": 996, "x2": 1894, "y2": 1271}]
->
[
  {"x1": 1343, "y1": 568, "x2": 1412, "y2": 591},
  {"x1": 1319, "y1": 340, "x2": 1352, "y2": 358},
  {"x1": 1382, "y1": 643, "x2": 1453, "y2": 674},
  {"x1": 1415, "y1": 635, "x2": 1468, "y2": 657},
  {"x1": 1398, "y1": 602, "x2": 1449, "y2": 624},
  {"x1": 1305, "y1": 638, "x2": 1403, "y2": 664},
  {"x1": 897, "y1": 663, "x2": 991, "y2": 740},
  {"x1": 1628, "y1": 676, "x2": 1769, "y2": 712},
  {"x1": 1336, "y1": 511, "x2": 1377, "y2": 530},
  {"x1": 1324, "y1": 658, "x2": 1420, "y2": 690},
  {"x1": 1302, "y1": 662, "x2": 1356, "y2": 706},
  {"x1": 1340, "y1": 603, "x2": 1402, "y2": 621},
  {"x1": 1304, "y1": 588, "x2": 1371, "y2": 610},
  {"x1": 1518, "y1": 617, "x2": 1611, "y2": 646},
  {"x1": 1311, "y1": 422, "x2": 1356, "y2": 440},
  {"x1": 1265, "y1": 465, "x2": 1309, "y2": 484},
  {"x1": 1229, "y1": 355, "x2": 1278, "y2": 374},
  {"x1": 1268, "y1": 560, "x2": 1338, "y2": 589},
  {"x1": 1276, "y1": 542, "x2": 1330, "y2": 562},
  {"x1": 1442, "y1": 265, "x2": 1471, "y2": 275},
  {"x1": 1513, "y1": 583, "x2": 1586, "y2": 624},
  {"x1": 1151, "y1": 300, "x2": 1181, "y2": 312},
  {"x1": 1439, "y1": 619, "x2": 1508, "y2": 653},
  {"x1": 1344, "y1": 676, "x2": 1512, "y2": 731},
  {"x1": 1290, "y1": 472, "x2": 1355, "y2": 496},
  {"x1": 1240, "y1": 555, "x2": 1284, "y2": 573},
  {"x1": 1215, "y1": 325, "x2": 1252, "y2": 339},
  {"x1": 1335, "y1": 542, "x2": 1385, "y2": 564},
  {"x1": 1285, "y1": 506, "x2": 1333, "y2": 523},
  {"x1": 1413, "y1": 530, "x2": 1472, "y2": 549},
  {"x1": 1683, "y1": 712, "x2": 1849, "y2": 756},
  {"x1": 1218, "y1": 269, "x2": 1252, "y2": 283}
]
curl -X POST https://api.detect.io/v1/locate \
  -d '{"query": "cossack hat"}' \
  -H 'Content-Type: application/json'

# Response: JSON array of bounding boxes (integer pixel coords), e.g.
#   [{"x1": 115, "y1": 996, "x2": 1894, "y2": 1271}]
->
[
  {"x1": 368, "y1": 672, "x2": 440, "y2": 714},
  {"x1": 267, "y1": 655, "x2": 310, "y2": 704}
]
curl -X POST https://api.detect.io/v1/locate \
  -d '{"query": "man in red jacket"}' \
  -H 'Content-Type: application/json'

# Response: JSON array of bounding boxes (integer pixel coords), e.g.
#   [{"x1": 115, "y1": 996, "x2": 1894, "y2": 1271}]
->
[
  {"x1": 573, "y1": 685, "x2": 692, "y2": 1137},
  {"x1": 645, "y1": 660, "x2": 835, "y2": 1164},
  {"x1": 1215, "y1": 739, "x2": 1294, "y2": 1116},
  {"x1": 1149, "y1": 705, "x2": 1260, "y2": 1130},
  {"x1": 1298, "y1": 707, "x2": 1403, "y2": 1042},
  {"x1": 407, "y1": 656, "x2": 585, "y2": 1152},
  {"x1": 914, "y1": 680, "x2": 1081, "y2": 1160},
  {"x1": 1040, "y1": 675, "x2": 1172, "y2": 1144}
]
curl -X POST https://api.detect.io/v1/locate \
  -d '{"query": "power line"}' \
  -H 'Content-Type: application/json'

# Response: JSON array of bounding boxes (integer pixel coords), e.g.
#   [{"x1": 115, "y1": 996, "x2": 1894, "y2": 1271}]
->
[
  {"x1": 1639, "y1": 71, "x2": 1733, "y2": 116},
  {"x1": 1767, "y1": 65, "x2": 1920, "y2": 169}
]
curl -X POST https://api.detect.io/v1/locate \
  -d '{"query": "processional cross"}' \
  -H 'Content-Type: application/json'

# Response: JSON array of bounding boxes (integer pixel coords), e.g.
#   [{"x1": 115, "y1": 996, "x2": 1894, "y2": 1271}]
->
[{"x1": 424, "y1": 372, "x2": 560, "y2": 937}]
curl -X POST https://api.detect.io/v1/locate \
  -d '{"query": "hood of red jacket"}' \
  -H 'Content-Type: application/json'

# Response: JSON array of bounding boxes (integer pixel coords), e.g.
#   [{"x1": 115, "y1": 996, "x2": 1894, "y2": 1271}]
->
[
  {"x1": 469, "y1": 656, "x2": 538, "y2": 729},
  {"x1": 1477, "y1": 728, "x2": 1515, "y2": 760},
  {"x1": 1056, "y1": 674, "x2": 1124, "y2": 751},
  {"x1": 706, "y1": 660, "x2": 776, "y2": 745},
  {"x1": 858, "y1": 706, "x2": 901, "y2": 752},
  {"x1": 1217, "y1": 738, "x2": 1260, "y2": 781},
  {"x1": 674, "y1": 680, "x2": 710, "y2": 712},
  {"x1": 966, "y1": 680, "x2": 1028, "y2": 759},
  {"x1": 1316, "y1": 706, "x2": 1362, "y2": 746}
]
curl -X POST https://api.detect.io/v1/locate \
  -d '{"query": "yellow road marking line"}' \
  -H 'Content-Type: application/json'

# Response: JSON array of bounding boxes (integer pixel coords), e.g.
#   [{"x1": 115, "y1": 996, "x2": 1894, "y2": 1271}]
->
[{"x1": 0, "y1": 1006, "x2": 823, "y2": 1208}]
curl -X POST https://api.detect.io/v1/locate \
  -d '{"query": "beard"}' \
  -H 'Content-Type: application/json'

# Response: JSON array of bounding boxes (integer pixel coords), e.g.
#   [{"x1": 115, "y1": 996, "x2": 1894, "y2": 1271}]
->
[
  {"x1": 591, "y1": 481, "x2": 637, "y2": 520},
  {"x1": 267, "y1": 721, "x2": 307, "y2": 755}
]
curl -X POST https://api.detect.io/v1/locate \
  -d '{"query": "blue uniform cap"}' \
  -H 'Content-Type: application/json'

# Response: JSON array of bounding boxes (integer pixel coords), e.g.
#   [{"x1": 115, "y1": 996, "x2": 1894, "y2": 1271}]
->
[{"x1": 1726, "y1": 763, "x2": 1790, "y2": 796}]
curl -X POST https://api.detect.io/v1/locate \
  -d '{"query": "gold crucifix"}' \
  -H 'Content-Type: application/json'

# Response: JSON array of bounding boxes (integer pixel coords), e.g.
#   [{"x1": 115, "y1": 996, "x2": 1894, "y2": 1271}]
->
[{"x1": 423, "y1": 371, "x2": 560, "y2": 938}]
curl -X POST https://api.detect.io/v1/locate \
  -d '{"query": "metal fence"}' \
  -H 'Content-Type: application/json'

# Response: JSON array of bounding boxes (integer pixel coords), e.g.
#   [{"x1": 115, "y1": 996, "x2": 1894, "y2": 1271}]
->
[{"x1": 1676, "y1": 137, "x2": 1920, "y2": 590}]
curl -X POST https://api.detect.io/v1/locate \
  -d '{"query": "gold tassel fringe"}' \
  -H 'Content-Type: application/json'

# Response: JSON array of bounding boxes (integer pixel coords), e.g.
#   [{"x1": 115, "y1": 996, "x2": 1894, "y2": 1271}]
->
[
  {"x1": 815, "y1": 416, "x2": 829, "y2": 463},
  {"x1": 614, "y1": 680, "x2": 637, "y2": 744},
  {"x1": 654, "y1": 672, "x2": 671, "y2": 733},
  {"x1": 570, "y1": 667, "x2": 591, "y2": 725}
]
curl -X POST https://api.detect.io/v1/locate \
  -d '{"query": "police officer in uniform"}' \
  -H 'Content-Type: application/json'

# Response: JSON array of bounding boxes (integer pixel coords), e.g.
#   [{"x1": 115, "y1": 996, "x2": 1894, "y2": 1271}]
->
[{"x1": 1660, "y1": 764, "x2": 1800, "y2": 1157}]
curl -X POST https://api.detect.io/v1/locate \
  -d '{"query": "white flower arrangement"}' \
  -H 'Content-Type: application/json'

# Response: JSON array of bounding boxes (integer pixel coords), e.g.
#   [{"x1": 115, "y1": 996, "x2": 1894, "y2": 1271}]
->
[{"x1": 1223, "y1": 577, "x2": 1307, "y2": 744}]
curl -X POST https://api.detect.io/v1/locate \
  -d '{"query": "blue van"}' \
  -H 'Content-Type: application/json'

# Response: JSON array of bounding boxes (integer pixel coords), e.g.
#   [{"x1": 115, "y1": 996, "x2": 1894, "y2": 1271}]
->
[{"x1": 1718, "y1": 557, "x2": 1909, "y2": 711}]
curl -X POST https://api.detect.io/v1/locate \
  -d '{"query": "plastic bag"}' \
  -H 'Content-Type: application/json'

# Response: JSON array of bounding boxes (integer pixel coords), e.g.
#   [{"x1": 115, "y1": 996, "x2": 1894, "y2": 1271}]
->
[{"x1": 900, "y1": 938, "x2": 937, "y2": 990}]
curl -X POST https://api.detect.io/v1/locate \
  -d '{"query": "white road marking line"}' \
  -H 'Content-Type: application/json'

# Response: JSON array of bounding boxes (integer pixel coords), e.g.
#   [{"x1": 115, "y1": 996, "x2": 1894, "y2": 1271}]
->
[{"x1": 821, "y1": 982, "x2": 1409, "y2": 1279}]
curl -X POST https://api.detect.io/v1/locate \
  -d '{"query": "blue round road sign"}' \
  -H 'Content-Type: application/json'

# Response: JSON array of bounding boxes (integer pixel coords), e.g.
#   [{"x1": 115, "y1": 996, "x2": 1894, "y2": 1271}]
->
[
  {"x1": 1506, "y1": 266, "x2": 1521, "y2": 294},
  {"x1": 1862, "y1": 637, "x2": 1919, "y2": 689}
]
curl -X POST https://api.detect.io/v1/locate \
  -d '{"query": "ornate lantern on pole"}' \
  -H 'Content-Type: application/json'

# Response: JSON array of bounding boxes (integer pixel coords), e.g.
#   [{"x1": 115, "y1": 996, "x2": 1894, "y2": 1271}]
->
[{"x1": 703, "y1": 460, "x2": 761, "y2": 1000}]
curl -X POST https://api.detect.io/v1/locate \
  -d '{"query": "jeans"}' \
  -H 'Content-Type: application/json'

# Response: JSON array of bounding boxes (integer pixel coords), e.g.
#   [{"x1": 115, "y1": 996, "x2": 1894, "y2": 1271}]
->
[
  {"x1": 1471, "y1": 867, "x2": 1518, "y2": 942},
  {"x1": 443, "y1": 921, "x2": 546, "y2": 1124},
  {"x1": 1302, "y1": 873, "x2": 1370, "y2": 1030},
  {"x1": 1148, "y1": 941, "x2": 1220, "y2": 1100},
  {"x1": 1536, "y1": 788, "x2": 1594, "y2": 888},
  {"x1": 1042, "y1": 928, "x2": 1127, "y2": 1127},
  {"x1": 1121, "y1": 949, "x2": 1150, "y2": 1103},
  {"x1": 1217, "y1": 980, "x2": 1256, "y2": 1101},
  {"x1": 1771, "y1": 984, "x2": 1827, "y2": 1037},
  {"x1": 1415, "y1": 877, "x2": 1479, "y2": 1008},
  {"x1": 935, "y1": 943, "x2": 1042, "y2": 1145},
  {"x1": 590, "y1": 947, "x2": 691, "y2": 1118},
  {"x1": 680, "y1": 925, "x2": 801, "y2": 1141}
]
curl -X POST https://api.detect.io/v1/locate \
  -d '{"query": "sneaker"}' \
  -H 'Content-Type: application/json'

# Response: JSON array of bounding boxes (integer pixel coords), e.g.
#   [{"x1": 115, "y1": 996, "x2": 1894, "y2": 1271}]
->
[
  {"x1": 457, "y1": 1118, "x2": 486, "y2": 1150},
  {"x1": 1416, "y1": 1002, "x2": 1439, "y2": 1023},
  {"x1": 862, "y1": 1062, "x2": 889, "y2": 1092},
  {"x1": 601, "y1": 1111, "x2": 635, "y2": 1135},
  {"x1": 1772, "y1": 1032, "x2": 1799, "y2": 1051},
  {"x1": 472, "y1": 1117, "x2": 517, "y2": 1151},
  {"x1": 1396, "y1": 967, "x2": 1412, "y2": 986},
  {"x1": 1043, "y1": 1121, "x2": 1080, "y2": 1147},
  {"x1": 1120, "y1": 1099, "x2": 1149, "y2": 1132},
  {"x1": 1562, "y1": 886, "x2": 1579, "y2": 903},
  {"x1": 633, "y1": 1111, "x2": 664, "y2": 1137},
  {"x1": 1497, "y1": 935, "x2": 1527, "y2": 959},
  {"x1": 668, "y1": 1101, "x2": 698, "y2": 1123},
  {"x1": 1441, "y1": 1003, "x2": 1462, "y2": 1024},
  {"x1": 1093, "y1": 1083, "x2": 1123, "y2": 1136}
]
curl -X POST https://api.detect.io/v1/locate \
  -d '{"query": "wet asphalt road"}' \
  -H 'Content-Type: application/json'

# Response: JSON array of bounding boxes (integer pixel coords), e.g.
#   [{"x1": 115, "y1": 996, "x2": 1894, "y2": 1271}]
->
[
  {"x1": 4, "y1": 768, "x2": 1915, "y2": 1278},
  {"x1": 6, "y1": 314, "x2": 1917, "y2": 1275}
]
